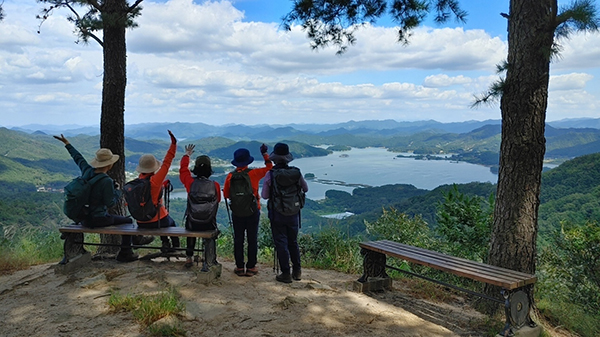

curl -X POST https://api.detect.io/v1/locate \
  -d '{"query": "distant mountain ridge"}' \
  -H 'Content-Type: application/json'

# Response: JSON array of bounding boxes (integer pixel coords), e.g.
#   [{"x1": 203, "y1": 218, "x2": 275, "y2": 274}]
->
[{"x1": 10, "y1": 118, "x2": 600, "y2": 141}]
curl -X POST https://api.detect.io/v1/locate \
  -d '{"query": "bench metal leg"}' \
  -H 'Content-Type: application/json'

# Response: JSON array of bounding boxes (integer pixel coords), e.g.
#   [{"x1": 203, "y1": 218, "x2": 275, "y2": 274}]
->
[
  {"x1": 357, "y1": 248, "x2": 389, "y2": 282},
  {"x1": 501, "y1": 288, "x2": 536, "y2": 336},
  {"x1": 59, "y1": 232, "x2": 88, "y2": 264},
  {"x1": 201, "y1": 237, "x2": 219, "y2": 272}
]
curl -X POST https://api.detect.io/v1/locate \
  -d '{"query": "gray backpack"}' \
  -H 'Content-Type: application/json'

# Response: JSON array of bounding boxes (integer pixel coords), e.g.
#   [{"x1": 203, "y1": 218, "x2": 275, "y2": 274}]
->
[{"x1": 186, "y1": 177, "x2": 218, "y2": 230}]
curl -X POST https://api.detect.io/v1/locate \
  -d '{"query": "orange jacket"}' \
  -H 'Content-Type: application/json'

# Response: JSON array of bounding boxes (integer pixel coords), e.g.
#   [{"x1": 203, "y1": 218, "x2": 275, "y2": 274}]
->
[
  {"x1": 223, "y1": 153, "x2": 272, "y2": 211},
  {"x1": 136, "y1": 142, "x2": 177, "y2": 223},
  {"x1": 179, "y1": 154, "x2": 221, "y2": 202}
]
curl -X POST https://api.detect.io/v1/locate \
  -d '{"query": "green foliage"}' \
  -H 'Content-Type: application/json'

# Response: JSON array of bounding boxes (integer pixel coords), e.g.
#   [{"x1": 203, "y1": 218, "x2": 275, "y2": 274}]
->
[
  {"x1": 282, "y1": 0, "x2": 465, "y2": 53},
  {"x1": 538, "y1": 221, "x2": 600, "y2": 315},
  {"x1": 0, "y1": 223, "x2": 64, "y2": 273},
  {"x1": 435, "y1": 185, "x2": 493, "y2": 262},
  {"x1": 365, "y1": 207, "x2": 433, "y2": 248},
  {"x1": 537, "y1": 297, "x2": 600, "y2": 337},
  {"x1": 108, "y1": 287, "x2": 185, "y2": 328},
  {"x1": 298, "y1": 226, "x2": 362, "y2": 274}
]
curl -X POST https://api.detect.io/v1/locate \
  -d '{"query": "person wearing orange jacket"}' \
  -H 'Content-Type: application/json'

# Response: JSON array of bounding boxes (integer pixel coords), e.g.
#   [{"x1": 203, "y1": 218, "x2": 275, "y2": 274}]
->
[
  {"x1": 223, "y1": 145, "x2": 272, "y2": 276},
  {"x1": 135, "y1": 130, "x2": 180, "y2": 253},
  {"x1": 179, "y1": 144, "x2": 221, "y2": 268}
]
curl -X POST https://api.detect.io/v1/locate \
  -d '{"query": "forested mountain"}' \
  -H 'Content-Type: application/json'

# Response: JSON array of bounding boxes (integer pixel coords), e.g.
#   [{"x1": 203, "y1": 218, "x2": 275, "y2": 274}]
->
[{"x1": 2, "y1": 125, "x2": 600, "y2": 238}]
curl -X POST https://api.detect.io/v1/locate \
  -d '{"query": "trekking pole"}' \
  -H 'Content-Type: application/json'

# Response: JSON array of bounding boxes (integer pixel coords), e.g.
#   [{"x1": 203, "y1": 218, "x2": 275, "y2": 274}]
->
[
  {"x1": 224, "y1": 197, "x2": 234, "y2": 241},
  {"x1": 273, "y1": 245, "x2": 279, "y2": 274},
  {"x1": 163, "y1": 180, "x2": 173, "y2": 212}
]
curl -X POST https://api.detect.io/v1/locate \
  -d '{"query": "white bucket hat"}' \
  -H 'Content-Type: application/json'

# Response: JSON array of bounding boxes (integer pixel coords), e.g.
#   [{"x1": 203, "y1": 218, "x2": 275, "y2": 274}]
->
[
  {"x1": 136, "y1": 154, "x2": 161, "y2": 173},
  {"x1": 89, "y1": 148, "x2": 119, "y2": 168}
]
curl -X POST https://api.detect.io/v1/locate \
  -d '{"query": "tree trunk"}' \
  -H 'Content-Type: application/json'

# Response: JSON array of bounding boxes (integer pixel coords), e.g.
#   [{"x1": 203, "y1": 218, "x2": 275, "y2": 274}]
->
[
  {"x1": 483, "y1": 0, "x2": 555, "y2": 313},
  {"x1": 97, "y1": 0, "x2": 128, "y2": 254}
]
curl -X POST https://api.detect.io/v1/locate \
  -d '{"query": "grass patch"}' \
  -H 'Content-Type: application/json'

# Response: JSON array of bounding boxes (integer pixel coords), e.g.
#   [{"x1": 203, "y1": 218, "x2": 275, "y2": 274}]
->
[
  {"x1": 537, "y1": 297, "x2": 600, "y2": 337},
  {"x1": 0, "y1": 228, "x2": 64, "y2": 274},
  {"x1": 108, "y1": 286, "x2": 185, "y2": 333}
]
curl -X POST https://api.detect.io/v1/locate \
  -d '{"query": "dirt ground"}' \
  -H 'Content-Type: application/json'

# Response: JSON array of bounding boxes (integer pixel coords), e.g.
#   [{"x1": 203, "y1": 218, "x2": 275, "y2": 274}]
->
[{"x1": 0, "y1": 255, "x2": 494, "y2": 337}]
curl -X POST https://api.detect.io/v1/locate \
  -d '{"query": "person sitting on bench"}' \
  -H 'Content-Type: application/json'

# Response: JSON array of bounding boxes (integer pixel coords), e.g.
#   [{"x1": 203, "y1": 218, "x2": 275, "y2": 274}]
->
[{"x1": 54, "y1": 134, "x2": 138, "y2": 262}]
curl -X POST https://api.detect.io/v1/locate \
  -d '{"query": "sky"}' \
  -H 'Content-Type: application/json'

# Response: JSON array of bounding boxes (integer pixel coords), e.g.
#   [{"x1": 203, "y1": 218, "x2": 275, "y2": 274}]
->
[{"x1": 1, "y1": 0, "x2": 599, "y2": 127}]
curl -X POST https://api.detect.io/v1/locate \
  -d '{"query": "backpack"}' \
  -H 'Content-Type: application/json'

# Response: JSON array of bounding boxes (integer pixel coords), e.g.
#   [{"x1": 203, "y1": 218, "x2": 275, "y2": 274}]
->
[
  {"x1": 124, "y1": 177, "x2": 161, "y2": 221},
  {"x1": 186, "y1": 177, "x2": 219, "y2": 230},
  {"x1": 269, "y1": 167, "x2": 305, "y2": 216},
  {"x1": 228, "y1": 169, "x2": 257, "y2": 217},
  {"x1": 63, "y1": 173, "x2": 108, "y2": 222}
]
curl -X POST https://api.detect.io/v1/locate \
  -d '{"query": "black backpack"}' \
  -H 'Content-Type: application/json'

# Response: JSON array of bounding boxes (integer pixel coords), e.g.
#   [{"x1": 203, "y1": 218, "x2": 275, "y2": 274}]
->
[
  {"x1": 124, "y1": 177, "x2": 161, "y2": 221},
  {"x1": 269, "y1": 167, "x2": 305, "y2": 216},
  {"x1": 228, "y1": 169, "x2": 257, "y2": 217},
  {"x1": 63, "y1": 173, "x2": 108, "y2": 222},
  {"x1": 186, "y1": 177, "x2": 219, "y2": 231}
]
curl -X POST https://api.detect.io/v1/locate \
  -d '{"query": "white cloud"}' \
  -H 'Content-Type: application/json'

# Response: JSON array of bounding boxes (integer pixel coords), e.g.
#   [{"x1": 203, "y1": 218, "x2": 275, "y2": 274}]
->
[
  {"x1": 423, "y1": 74, "x2": 473, "y2": 87},
  {"x1": 0, "y1": 0, "x2": 598, "y2": 127},
  {"x1": 549, "y1": 73, "x2": 593, "y2": 91}
]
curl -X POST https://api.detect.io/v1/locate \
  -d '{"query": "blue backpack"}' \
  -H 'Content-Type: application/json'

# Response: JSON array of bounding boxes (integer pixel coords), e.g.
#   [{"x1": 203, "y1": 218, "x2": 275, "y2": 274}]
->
[{"x1": 63, "y1": 174, "x2": 108, "y2": 222}]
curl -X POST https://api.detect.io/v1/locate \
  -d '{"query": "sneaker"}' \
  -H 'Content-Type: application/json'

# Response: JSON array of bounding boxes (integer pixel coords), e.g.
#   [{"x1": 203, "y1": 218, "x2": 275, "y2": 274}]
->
[
  {"x1": 185, "y1": 256, "x2": 193, "y2": 268},
  {"x1": 292, "y1": 268, "x2": 302, "y2": 281},
  {"x1": 276, "y1": 273, "x2": 292, "y2": 284},
  {"x1": 116, "y1": 251, "x2": 139, "y2": 263},
  {"x1": 132, "y1": 235, "x2": 154, "y2": 246},
  {"x1": 234, "y1": 267, "x2": 245, "y2": 276},
  {"x1": 245, "y1": 267, "x2": 258, "y2": 277}
]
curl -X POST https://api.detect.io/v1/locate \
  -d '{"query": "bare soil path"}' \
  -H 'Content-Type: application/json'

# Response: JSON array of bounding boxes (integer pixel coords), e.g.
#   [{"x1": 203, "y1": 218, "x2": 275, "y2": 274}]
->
[{"x1": 0, "y1": 257, "x2": 489, "y2": 337}]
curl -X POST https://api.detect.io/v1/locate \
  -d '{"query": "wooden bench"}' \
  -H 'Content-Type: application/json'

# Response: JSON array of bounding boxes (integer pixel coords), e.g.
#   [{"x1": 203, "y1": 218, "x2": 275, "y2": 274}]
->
[
  {"x1": 58, "y1": 223, "x2": 220, "y2": 272},
  {"x1": 357, "y1": 240, "x2": 537, "y2": 336}
]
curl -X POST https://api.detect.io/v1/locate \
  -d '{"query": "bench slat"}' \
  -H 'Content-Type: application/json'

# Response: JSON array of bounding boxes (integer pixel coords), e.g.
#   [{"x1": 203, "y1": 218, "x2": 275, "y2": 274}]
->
[
  {"x1": 373, "y1": 242, "x2": 527, "y2": 287},
  {"x1": 360, "y1": 240, "x2": 536, "y2": 290},
  {"x1": 370, "y1": 240, "x2": 532, "y2": 282},
  {"x1": 59, "y1": 224, "x2": 218, "y2": 239}
]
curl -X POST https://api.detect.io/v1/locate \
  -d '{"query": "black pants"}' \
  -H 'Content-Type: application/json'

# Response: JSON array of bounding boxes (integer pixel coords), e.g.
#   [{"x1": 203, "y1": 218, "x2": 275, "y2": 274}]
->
[
  {"x1": 137, "y1": 215, "x2": 180, "y2": 247},
  {"x1": 84, "y1": 214, "x2": 133, "y2": 251}
]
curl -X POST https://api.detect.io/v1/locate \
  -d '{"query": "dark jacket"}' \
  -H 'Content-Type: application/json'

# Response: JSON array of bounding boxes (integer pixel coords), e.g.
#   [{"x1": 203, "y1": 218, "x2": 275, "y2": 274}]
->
[{"x1": 66, "y1": 144, "x2": 121, "y2": 219}]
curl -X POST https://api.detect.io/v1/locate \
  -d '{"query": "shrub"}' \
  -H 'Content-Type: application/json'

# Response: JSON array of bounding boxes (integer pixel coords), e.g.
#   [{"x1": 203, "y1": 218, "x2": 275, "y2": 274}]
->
[
  {"x1": 435, "y1": 185, "x2": 494, "y2": 262},
  {"x1": 298, "y1": 226, "x2": 362, "y2": 274},
  {"x1": 538, "y1": 221, "x2": 600, "y2": 314}
]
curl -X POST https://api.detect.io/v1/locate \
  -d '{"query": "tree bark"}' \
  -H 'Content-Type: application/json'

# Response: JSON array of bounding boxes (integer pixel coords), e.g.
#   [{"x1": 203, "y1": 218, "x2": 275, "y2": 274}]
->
[
  {"x1": 484, "y1": 0, "x2": 555, "y2": 313},
  {"x1": 97, "y1": 0, "x2": 129, "y2": 254}
]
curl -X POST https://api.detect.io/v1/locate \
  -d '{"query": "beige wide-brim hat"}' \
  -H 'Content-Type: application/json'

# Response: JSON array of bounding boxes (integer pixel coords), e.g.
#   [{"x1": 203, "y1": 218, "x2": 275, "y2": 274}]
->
[
  {"x1": 89, "y1": 148, "x2": 120, "y2": 168},
  {"x1": 136, "y1": 154, "x2": 161, "y2": 173}
]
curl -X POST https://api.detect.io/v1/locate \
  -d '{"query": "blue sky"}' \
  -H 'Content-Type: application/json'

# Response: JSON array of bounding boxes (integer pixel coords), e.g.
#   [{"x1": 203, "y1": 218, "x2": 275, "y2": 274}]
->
[{"x1": 0, "y1": 0, "x2": 599, "y2": 127}]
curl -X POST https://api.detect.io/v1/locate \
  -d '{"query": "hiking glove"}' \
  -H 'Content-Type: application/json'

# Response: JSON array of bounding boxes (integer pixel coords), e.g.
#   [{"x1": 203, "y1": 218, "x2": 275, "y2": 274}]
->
[
  {"x1": 168, "y1": 130, "x2": 177, "y2": 144},
  {"x1": 260, "y1": 143, "x2": 268, "y2": 154}
]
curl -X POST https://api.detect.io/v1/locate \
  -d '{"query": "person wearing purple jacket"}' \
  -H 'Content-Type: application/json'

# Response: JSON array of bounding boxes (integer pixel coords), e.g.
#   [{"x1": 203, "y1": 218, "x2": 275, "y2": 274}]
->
[{"x1": 261, "y1": 143, "x2": 308, "y2": 283}]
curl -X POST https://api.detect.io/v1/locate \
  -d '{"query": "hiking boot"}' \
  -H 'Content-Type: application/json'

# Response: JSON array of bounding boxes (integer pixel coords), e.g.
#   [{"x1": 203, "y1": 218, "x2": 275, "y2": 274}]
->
[
  {"x1": 245, "y1": 267, "x2": 258, "y2": 277},
  {"x1": 292, "y1": 268, "x2": 302, "y2": 281},
  {"x1": 161, "y1": 240, "x2": 171, "y2": 254},
  {"x1": 116, "y1": 250, "x2": 139, "y2": 263},
  {"x1": 132, "y1": 235, "x2": 154, "y2": 246},
  {"x1": 234, "y1": 267, "x2": 245, "y2": 276},
  {"x1": 171, "y1": 237, "x2": 180, "y2": 250},
  {"x1": 276, "y1": 273, "x2": 292, "y2": 284},
  {"x1": 185, "y1": 256, "x2": 193, "y2": 268}
]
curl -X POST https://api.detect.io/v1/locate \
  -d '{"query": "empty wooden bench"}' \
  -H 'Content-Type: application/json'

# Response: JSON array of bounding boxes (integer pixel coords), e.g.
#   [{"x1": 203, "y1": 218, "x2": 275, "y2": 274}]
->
[
  {"x1": 59, "y1": 223, "x2": 220, "y2": 272},
  {"x1": 357, "y1": 240, "x2": 537, "y2": 336}
]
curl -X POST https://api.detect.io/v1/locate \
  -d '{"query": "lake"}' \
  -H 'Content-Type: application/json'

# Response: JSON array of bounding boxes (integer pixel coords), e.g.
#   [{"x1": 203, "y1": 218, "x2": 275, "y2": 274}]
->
[
  {"x1": 292, "y1": 147, "x2": 497, "y2": 200},
  {"x1": 170, "y1": 147, "x2": 499, "y2": 201}
]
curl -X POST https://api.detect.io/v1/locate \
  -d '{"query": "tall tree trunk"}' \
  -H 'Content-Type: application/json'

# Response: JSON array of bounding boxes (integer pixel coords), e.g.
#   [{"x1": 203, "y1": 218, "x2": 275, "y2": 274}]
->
[
  {"x1": 98, "y1": 0, "x2": 128, "y2": 254},
  {"x1": 484, "y1": 0, "x2": 555, "y2": 313}
]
